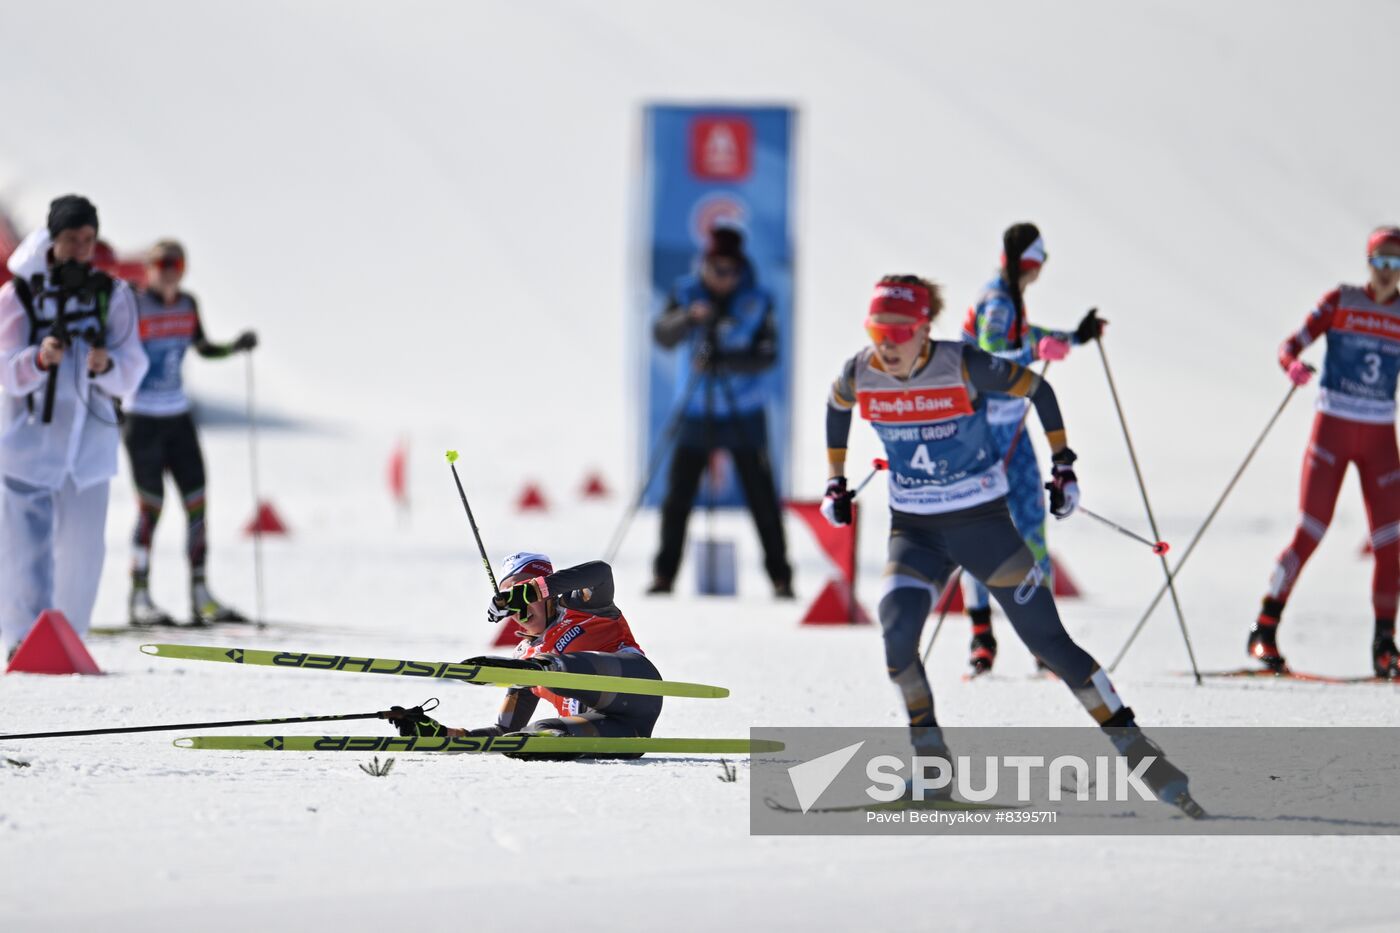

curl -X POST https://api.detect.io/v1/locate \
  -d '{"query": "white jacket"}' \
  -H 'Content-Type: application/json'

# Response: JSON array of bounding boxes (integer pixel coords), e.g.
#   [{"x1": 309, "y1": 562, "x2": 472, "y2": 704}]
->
[{"x1": 0, "y1": 230, "x2": 148, "y2": 490}]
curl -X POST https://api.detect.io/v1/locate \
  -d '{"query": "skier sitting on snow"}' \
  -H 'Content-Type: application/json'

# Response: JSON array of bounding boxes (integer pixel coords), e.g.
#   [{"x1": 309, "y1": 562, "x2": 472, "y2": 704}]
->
[{"x1": 386, "y1": 553, "x2": 662, "y2": 759}]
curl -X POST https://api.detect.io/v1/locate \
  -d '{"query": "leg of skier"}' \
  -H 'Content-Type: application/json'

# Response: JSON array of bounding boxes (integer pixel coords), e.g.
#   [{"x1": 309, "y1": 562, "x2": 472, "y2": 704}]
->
[
  {"x1": 1355, "y1": 423, "x2": 1400, "y2": 679},
  {"x1": 1002, "y1": 431, "x2": 1052, "y2": 673},
  {"x1": 880, "y1": 513, "x2": 956, "y2": 766},
  {"x1": 167, "y1": 412, "x2": 242, "y2": 624},
  {"x1": 948, "y1": 499, "x2": 1200, "y2": 813},
  {"x1": 124, "y1": 415, "x2": 174, "y2": 626},
  {"x1": 519, "y1": 651, "x2": 663, "y2": 759},
  {"x1": 1254, "y1": 413, "x2": 1350, "y2": 671}
]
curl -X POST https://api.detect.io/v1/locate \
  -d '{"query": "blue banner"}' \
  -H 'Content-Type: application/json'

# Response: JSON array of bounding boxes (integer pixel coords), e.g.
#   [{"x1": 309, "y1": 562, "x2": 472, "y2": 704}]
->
[{"x1": 636, "y1": 104, "x2": 796, "y2": 508}]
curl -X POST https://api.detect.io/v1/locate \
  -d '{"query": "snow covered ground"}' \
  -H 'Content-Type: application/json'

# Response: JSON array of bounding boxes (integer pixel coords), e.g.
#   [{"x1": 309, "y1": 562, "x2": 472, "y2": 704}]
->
[{"x1": 3, "y1": 1, "x2": 1400, "y2": 930}]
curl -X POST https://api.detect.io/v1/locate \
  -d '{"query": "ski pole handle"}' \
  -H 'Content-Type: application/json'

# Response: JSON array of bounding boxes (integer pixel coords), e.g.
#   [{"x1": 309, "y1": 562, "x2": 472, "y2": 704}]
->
[
  {"x1": 852, "y1": 458, "x2": 888, "y2": 497},
  {"x1": 1079, "y1": 505, "x2": 1169, "y2": 554}
]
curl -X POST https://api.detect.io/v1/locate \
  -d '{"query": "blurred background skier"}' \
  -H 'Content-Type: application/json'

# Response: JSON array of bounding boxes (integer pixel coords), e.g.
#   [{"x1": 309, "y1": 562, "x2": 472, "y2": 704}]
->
[
  {"x1": 958, "y1": 223, "x2": 1105, "y2": 675},
  {"x1": 124, "y1": 239, "x2": 257, "y2": 626},
  {"x1": 388, "y1": 552, "x2": 662, "y2": 759},
  {"x1": 820, "y1": 274, "x2": 1199, "y2": 814},
  {"x1": 647, "y1": 223, "x2": 793, "y2": 598},
  {"x1": 1251, "y1": 226, "x2": 1400, "y2": 679},
  {"x1": 0, "y1": 196, "x2": 148, "y2": 658}
]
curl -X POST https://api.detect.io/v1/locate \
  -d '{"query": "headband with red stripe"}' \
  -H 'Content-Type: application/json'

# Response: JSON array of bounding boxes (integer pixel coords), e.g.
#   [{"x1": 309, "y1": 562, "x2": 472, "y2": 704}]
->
[
  {"x1": 1368, "y1": 226, "x2": 1400, "y2": 256},
  {"x1": 868, "y1": 282, "x2": 932, "y2": 321},
  {"x1": 1000, "y1": 235, "x2": 1048, "y2": 272}
]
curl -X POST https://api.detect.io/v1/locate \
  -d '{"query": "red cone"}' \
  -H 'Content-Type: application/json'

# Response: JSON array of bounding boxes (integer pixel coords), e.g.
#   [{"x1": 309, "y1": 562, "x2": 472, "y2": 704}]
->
[
  {"x1": 244, "y1": 501, "x2": 288, "y2": 535},
  {"x1": 6, "y1": 610, "x2": 101, "y2": 675},
  {"x1": 581, "y1": 472, "x2": 610, "y2": 499},
  {"x1": 516, "y1": 483, "x2": 548, "y2": 512},
  {"x1": 491, "y1": 620, "x2": 520, "y2": 647},
  {"x1": 1050, "y1": 554, "x2": 1081, "y2": 597},
  {"x1": 933, "y1": 585, "x2": 965, "y2": 614}
]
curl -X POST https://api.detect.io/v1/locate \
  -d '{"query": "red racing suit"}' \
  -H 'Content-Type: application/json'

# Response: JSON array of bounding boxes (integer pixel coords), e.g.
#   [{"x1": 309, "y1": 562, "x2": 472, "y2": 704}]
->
[{"x1": 1269, "y1": 285, "x2": 1400, "y2": 621}]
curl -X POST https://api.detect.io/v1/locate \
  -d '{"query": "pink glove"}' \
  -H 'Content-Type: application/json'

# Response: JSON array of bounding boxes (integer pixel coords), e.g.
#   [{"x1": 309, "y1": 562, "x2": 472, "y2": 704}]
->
[
  {"x1": 1286, "y1": 360, "x2": 1314, "y2": 387},
  {"x1": 1037, "y1": 336, "x2": 1071, "y2": 362}
]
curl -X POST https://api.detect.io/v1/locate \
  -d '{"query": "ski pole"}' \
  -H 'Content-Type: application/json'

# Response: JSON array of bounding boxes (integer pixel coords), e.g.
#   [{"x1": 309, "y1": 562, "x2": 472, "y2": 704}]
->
[
  {"x1": 921, "y1": 362, "x2": 1051, "y2": 665},
  {"x1": 0, "y1": 700, "x2": 438, "y2": 742},
  {"x1": 1096, "y1": 341, "x2": 1201, "y2": 684},
  {"x1": 1109, "y1": 383, "x2": 1300, "y2": 672},
  {"x1": 445, "y1": 450, "x2": 497, "y2": 591},
  {"x1": 604, "y1": 365, "x2": 706, "y2": 563},
  {"x1": 1078, "y1": 506, "x2": 1170, "y2": 554},
  {"x1": 245, "y1": 352, "x2": 266, "y2": 629}
]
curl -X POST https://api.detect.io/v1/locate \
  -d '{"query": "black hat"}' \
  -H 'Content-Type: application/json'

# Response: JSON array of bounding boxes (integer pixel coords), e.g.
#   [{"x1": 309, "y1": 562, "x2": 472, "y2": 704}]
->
[{"x1": 47, "y1": 195, "x2": 99, "y2": 240}]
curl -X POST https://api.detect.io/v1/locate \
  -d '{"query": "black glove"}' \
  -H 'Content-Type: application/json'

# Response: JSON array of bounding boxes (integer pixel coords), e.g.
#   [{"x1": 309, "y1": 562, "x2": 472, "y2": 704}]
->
[
  {"x1": 232, "y1": 330, "x2": 258, "y2": 352},
  {"x1": 1073, "y1": 309, "x2": 1105, "y2": 345},
  {"x1": 460, "y1": 655, "x2": 551, "y2": 672},
  {"x1": 1045, "y1": 447, "x2": 1080, "y2": 519},
  {"x1": 384, "y1": 705, "x2": 448, "y2": 737},
  {"x1": 820, "y1": 476, "x2": 853, "y2": 526},
  {"x1": 491, "y1": 580, "x2": 542, "y2": 621}
]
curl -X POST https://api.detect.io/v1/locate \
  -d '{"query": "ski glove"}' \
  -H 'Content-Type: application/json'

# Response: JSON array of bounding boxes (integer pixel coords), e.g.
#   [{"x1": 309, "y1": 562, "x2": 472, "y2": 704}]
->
[
  {"x1": 1073, "y1": 308, "x2": 1106, "y2": 344},
  {"x1": 233, "y1": 330, "x2": 258, "y2": 352},
  {"x1": 820, "y1": 476, "x2": 853, "y2": 527},
  {"x1": 1286, "y1": 360, "x2": 1314, "y2": 387},
  {"x1": 491, "y1": 580, "x2": 543, "y2": 621},
  {"x1": 385, "y1": 705, "x2": 448, "y2": 738},
  {"x1": 1046, "y1": 448, "x2": 1080, "y2": 519}
]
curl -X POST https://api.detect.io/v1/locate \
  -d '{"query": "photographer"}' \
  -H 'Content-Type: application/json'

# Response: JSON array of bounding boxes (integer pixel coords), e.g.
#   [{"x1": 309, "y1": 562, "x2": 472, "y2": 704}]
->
[
  {"x1": 0, "y1": 195, "x2": 148, "y2": 659},
  {"x1": 648, "y1": 224, "x2": 792, "y2": 597}
]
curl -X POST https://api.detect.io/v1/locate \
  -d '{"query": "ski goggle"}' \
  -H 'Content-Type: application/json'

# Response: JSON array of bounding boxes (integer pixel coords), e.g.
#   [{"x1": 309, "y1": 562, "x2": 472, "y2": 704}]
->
[
  {"x1": 1370, "y1": 255, "x2": 1400, "y2": 271},
  {"x1": 153, "y1": 255, "x2": 184, "y2": 272},
  {"x1": 865, "y1": 318, "x2": 922, "y2": 345}
]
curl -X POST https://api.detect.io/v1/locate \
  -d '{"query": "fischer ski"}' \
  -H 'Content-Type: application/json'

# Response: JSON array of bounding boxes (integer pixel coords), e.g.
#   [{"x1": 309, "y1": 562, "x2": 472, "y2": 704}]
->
[
  {"x1": 175, "y1": 735, "x2": 782, "y2": 755},
  {"x1": 141, "y1": 644, "x2": 729, "y2": 699}
]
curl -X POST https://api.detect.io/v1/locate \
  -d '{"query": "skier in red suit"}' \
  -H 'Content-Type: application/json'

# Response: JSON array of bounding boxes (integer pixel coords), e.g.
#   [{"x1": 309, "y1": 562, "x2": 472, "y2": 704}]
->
[{"x1": 1251, "y1": 227, "x2": 1400, "y2": 679}]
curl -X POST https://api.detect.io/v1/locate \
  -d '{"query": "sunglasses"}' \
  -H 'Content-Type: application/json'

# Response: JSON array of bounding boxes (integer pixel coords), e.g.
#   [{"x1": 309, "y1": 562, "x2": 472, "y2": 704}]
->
[
  {"x1": 1371, "y1": 255, "x2": 1400, "y2": 271},
  {"x1": 865, "y1": 319, "x2": 921, "y2": 345},
  {"x1": 153, "y1": 255, "x2": 185, "y2": 272},
  {"x1": 707, "y1": 262, "x2": 741, "y2": 280}
]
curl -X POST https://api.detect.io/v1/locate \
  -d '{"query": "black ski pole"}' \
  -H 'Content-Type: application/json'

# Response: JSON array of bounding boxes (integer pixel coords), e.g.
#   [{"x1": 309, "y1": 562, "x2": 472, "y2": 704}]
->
[
  {"x1": 1096, "y1": 340, "x2": 1202, "y2": 684},
  {"x1": 921, "y1": 361, "x2": 1051, "y2": 665},
  {"x1": 246, "y1": 351, "x2": 266, "y2": 629},
  {"x1": 1078, "y1": 506, "x2": 1170, "y2": 554},
  {"x1": 1109, "y1": 383, "x2": 1300, "y2": 672},
  {"x1": 604, "y1": 364, "x2": 707, "y2": 563},
  {"x1": 445, "y1": 450, "x2": 498, "y2": 591},
  {"x1": 0, "y1": 703, "x2": 435, "y2": 742}
]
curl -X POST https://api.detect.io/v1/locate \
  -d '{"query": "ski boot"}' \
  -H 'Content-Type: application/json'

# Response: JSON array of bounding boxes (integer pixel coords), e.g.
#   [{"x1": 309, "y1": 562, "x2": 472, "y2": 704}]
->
[
  {"x1": 645, "y1": 576, "x2": 673, "y2": 595},
  {"x1": 904, "y1": 725, "x2": 956, "y2": 804},
  {"x1": 1103, "y1": 708, "x2": 1206, "y2": 819},
  {"x1": 1248, "y1": 602, "x2": 1288, "y2": 674},
  {"x1": 191, "y1": 581, "x2": 249, "y2": 626},
  {"x1": 129, "y1": 585, "x2": 176, "y2": 627},
  {"x1": 968, "y1": 607, "x2": 996, "y2": 676},
  {"x1": 1373, "y1": 633, "x2": 1399, "y2": 681}
]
